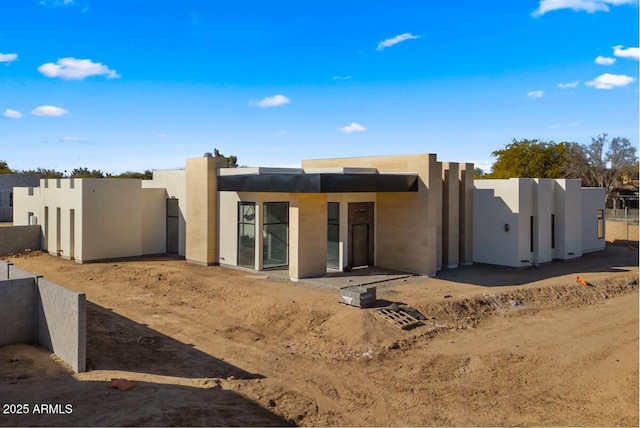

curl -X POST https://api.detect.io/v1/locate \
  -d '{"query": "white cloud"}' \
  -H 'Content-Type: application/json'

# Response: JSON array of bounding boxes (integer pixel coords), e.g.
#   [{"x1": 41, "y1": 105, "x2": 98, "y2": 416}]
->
[
  {"x1": 376, "y1": 33, "x2": 420, "y2": 51},
  {"x1": 3, "y1": 109, "x2": 23, "y2": 118},
  {"x1": 595, "y1": 55, "x2": 616, "y2": 65},
  {"x1": 250, "y1": 94, "x2": 290, "y2": 108},
  {"x1": 332, "y1": 75, "x2": 352, "y2": 80},
  {"x1": 613, "y1": 45, "x2": 640, "y2": 60},
  {"x1": 527, "y1": 90, "x2": 544, "y2": 98},
  {"x1": 532, "y1": 0, "x2": 637, "y2": 16},
  {"x1": 32, "y1": 105, "x2": 69, "y2": 116},
  {"x1": 586, "y1": 73, "x2": 635, "y2": 89},
  {"x1": 338, "y1": 122, "x2": 367, "y2": 134},
  {"x1": 0, "y1": 53, "x2": 18, "y2": 63},
  {"x1": 38, "y1": 57, "x2": 120, "y2": 80},
  {"x1": 558, "y1": 81, "x2": 579, "y2": 88}
]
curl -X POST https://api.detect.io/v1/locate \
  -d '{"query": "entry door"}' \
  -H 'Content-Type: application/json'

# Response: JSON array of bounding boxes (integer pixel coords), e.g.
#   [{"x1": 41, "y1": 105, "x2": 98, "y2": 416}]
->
[
  {"x1": 348, "y1": 202, "x2": 374, "y2": 268},
  {"x1": 166, "y1": 198, "x2": 179, "y2": 254}
]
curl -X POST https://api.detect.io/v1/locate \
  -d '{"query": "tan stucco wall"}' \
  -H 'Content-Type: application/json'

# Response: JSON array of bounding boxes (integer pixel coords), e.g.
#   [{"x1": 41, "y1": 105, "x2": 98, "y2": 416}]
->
[
  {"x1": 442, "y1": 162, "x2": 460, "y2": 268},
  {"x1": 459, "y1": 163, "x2": 474, "y2": 264},
  {"x1": 303, "y1": 154, "x2": 442, "y2": 276},
  {"x1": 141, "y1": 188, "x2": 167, "y2": 255},
  {"x1": 474, "y1": 179, "x2": 521, "y2": 266},
  {"x1": 289, "y1": 194, "x2": 328, "y2": 280},
  {"x1": 142, "y1": 169, "x2": 187, "y2": 255},
  {"x1": 185, "y1": 156, "x2": 226, "y2": 265},
  {"x1": 81, "y1": 179, "x2": 143, "y2": 262},
  {"x1": 553, "y1": 179, "x2": 583, "y2": 260}
]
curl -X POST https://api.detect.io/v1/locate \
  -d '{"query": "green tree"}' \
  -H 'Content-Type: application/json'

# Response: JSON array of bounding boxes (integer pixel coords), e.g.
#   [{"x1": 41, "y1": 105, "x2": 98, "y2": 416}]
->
[
  {"x1": 564, "y1": 134, "x2": 638, "y2": 200},
  {"x1": 488, "y1": 139, "x2": 570, "y2": 178},
  {"x1": 114, "y1": 170, "x2": 153, "y2": 179},
  {"x1": 0, "y1": 160, "x2": 12, "y2": 174},
  {"x1": 213, "y1": 148, "x2": 239, "y2": 168},
  {"x1": 474, "y1": 167, "x2": 486, "y2": 178},
  {"x1": 20, "y1": 167, "x2": 64, "y2": 178},
  {"x1": 70, "y1": 167, "x2": 105, "y2": 178}
]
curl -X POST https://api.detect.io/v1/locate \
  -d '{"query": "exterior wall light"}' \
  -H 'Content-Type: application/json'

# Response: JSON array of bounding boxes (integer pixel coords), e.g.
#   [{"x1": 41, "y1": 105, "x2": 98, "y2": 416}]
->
[{"x1": 504, "y1": 223, "x2": 509, "y2": 232}]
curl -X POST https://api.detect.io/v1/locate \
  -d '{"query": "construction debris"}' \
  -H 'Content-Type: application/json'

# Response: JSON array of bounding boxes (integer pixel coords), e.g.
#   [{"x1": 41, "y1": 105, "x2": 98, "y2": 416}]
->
[
  {"x1": 339, "y1": 285, "x2": 377, "y2": 308},
  {"x1": 376, "y1": 306, "x2": 424, "y2": 330}
]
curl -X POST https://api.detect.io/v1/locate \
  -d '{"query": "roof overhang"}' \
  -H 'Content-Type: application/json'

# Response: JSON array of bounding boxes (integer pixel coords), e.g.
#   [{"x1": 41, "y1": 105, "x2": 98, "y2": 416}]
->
[{"x1": 217, "y1": 173, "x2": 419, "y2": 193}]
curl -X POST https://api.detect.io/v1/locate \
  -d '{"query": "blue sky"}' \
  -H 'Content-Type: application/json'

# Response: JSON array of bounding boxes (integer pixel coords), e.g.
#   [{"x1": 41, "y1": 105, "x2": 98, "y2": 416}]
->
[{"x1": 1, "y1": 0, "x2": 638, "y2": 174}]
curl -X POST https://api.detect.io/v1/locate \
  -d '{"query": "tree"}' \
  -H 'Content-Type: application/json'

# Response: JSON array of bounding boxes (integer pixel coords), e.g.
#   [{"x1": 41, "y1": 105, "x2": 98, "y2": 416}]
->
[
  {"x1": 213, "y1": 148, "x2": 239, "y2": 168},
  {"x1": 564, "y1": 134, "x2": 638, "y2": 200},
  {"x1": 0, "y1": 160, "x2": 12, "y2": 174},
  {"x1": 474, "y1": 167, "x2": 486, "y2": 178},
  {"x1": 488, "y1": 139, "x2": 570, "y2": 178},
  {"x1": 114, "y1": 170, "x2": 153, "y2": 179},
  {"x1": 20, "y1": 167, "x2": 64, "y2": 178},
  {"x1": 70, "y1": 167, "x2": 105, "y2": 178}
]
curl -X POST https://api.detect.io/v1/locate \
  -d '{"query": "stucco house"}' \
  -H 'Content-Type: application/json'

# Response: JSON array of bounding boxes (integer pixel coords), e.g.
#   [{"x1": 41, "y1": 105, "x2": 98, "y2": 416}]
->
[
  {"x1": 13, "y1": 154, "x2": 473, "y2": 279},
  {"x1": 474, "y1": 178, "x2": 606, "y2": 267},
  {"x1": 12, "y1": 153, "x2": 606, "y2": 278}
]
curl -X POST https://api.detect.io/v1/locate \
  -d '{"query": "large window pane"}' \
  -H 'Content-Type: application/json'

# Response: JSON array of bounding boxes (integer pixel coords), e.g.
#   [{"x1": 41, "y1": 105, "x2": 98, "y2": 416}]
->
[
  {"x1": 264, "y1": 202, "x2": 288, "y2": 224},
  {"x1": 238, "y1": 202, "x2": 255, "y2": 268},
  {"x1": 327, "y1": 202, "x2": 340, "y2": 269},
  {"x1": 263, "y1": 202, "x2": 288, "y2": 268}
]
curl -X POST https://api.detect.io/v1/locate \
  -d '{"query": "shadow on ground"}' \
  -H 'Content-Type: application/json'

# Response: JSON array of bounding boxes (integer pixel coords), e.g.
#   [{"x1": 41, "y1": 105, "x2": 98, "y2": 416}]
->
[
  {"x1": 86, "y1": 302, "x2": 261, "y2": 379},
  {"x1": 436, "y1": 243, "x2": 637, "y2": 287}
]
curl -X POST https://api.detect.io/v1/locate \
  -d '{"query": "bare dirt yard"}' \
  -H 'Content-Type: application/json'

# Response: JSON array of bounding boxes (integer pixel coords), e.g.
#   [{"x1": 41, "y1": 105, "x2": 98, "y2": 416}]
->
[{"x1": 1, "y1": 243, "x2": 638, "y2": 427}]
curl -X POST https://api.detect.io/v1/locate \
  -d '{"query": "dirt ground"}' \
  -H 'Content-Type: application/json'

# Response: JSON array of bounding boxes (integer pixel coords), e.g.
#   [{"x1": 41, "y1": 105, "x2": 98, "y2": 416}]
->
[{"x1": 1, "y1": 244, "x2": 638, "y2": 427}]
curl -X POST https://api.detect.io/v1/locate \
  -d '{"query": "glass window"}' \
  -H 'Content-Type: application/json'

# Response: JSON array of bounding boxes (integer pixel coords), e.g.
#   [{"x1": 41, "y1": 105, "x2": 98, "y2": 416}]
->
[
  {"x1": 263, "y1": 202, "x2": 289, "y2": 268},
  {"x1": 327, "y1": 202, "x2": 340, "y2": 269},
  {"x1": 597, "y1": 210, "x2": 604, "y2": 239},
  {"x1": 237, "y1": 202, "x2": 256, "y2": 268}
]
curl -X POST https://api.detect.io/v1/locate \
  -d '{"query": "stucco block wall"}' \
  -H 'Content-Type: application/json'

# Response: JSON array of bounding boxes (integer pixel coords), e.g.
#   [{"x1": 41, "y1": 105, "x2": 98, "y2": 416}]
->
[
  {"x1": 553, "y1": 179, "x2": 582, "y2": 260},
  {"x1": 474, "y1": 179, "x2": 521, "y2": 267},
  {"x1": 141, "y1": 187, "x2": 167, "y2": 255},
  {"x1": 0, "y1": 278, "x2": 36, "y2": 346},
  {"x1": 289, "y1": 194, "x2": 328, "y2": 280},
  {"x1": 0, "y1": 225, "x2": 41, "y2": 256},
  {"x1": 143, "y1": 169, "x2": 187, "y2": 256},
  {"x1": 81, "y1": 179, "x2": 143, "y2": 262},
  {"x1": 0, "y1": 260, "x2": 86, "y2": 373},
  {"x1": 12, "y1": 186, "x2": 43, "y2": 227},
  {"x1": 459, "y1": 164, "x2": 474, "y2": 265},
  {"x1": 442, "y1": 163, "x2": 460, "y2": 268},
  {"x1": 218, "y1": 190, "x2": 242, "y2": 266},
  {"x1": 186, "y1": 157, "x2": 226, "y2": 265},
  {"x1": 533, "y1": 179, "x2": 552, "y2": 264}
]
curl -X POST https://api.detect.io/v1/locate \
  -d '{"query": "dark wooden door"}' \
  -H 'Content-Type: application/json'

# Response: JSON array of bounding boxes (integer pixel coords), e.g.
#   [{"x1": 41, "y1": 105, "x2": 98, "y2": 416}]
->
[{"x1": 348, "y1": 202, "x2": 374, "y2": 268}]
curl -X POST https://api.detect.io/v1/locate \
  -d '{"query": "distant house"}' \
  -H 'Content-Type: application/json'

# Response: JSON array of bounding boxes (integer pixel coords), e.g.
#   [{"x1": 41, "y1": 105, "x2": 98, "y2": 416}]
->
[
  {"x1": 0, "y1": 174, "x2": 41, "y2": 222},
  {"x1": 12, "y1": 154, "x2": 606, "y2": 278}
]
